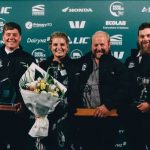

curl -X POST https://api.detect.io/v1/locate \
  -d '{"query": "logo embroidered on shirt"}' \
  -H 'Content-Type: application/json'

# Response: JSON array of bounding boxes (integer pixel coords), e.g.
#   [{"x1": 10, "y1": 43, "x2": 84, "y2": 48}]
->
[
  {"x1": 128, "y1": 62, "x2": 135, "y2": 68},
  {"x1": 81, "y1": 63, "x2": 87, "y2": 71}
]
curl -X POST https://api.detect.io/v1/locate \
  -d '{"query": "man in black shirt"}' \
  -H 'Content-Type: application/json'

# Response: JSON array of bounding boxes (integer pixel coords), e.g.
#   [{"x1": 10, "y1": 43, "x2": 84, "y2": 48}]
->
[
  {"x1": 125, "y1": 22, "x2": 150, "y2": 150},
  {"x1": 73, "y1": 31, "x2": 129, "y2": 150},
  {"x1": 0, "y1": 22, "x2": 35, "y2": 150}
]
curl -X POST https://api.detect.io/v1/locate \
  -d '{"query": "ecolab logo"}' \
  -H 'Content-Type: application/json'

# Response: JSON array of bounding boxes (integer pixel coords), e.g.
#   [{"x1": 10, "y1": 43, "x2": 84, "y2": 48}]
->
[
  {"x1": 62, "y1": 7, "x2": 93, "y2": 13},
  {"x1": 68, "y1": 36, "x2": 90, "y2": 44},
  {"x1": 106, "y1": 21, "x2": 126, "y2": 26},
  {"x1": 103, "y1": 20, "x2": 128, "y2": 30},
  {"x1": 110, "y1": 34, "x2": 122, "y2": 45},
  {"x1": 32, "y1": 5, "x2": 45, "y2": 16},
  {"x1": 0, "y1": 7, "x2": 12, "y2": 14},
  {"x1": 69, "y1": 21, "x2": 86, "y2": 29},
  {"x1": 109, "y1": 1, "x2": 124, "y2": 17},
  {"x1": 141, "y1": 7, "x2": 150, "y2": 13}
]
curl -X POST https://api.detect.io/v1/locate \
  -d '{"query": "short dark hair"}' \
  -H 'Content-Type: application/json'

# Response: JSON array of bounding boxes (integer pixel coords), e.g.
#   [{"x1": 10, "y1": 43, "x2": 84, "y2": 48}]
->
[
  {"x1": 49, "y1": 32, "x2": 69, "y2": 45},
  {"x1": 138, "y1": 22, "x2": 150, "y2": 35},
  {"x1": 2, "y1": 22, "x2": 21, "y2": 35}
]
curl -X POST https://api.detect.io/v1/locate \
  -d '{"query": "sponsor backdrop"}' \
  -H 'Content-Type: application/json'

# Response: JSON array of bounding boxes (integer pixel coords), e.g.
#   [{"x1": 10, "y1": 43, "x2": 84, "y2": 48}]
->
[
  {"x1": 0, "y1": 0, "x2": 150, "y2": 64},
  {"x1": 0, "y1": 0, "x2": 149, "y2": 149}
]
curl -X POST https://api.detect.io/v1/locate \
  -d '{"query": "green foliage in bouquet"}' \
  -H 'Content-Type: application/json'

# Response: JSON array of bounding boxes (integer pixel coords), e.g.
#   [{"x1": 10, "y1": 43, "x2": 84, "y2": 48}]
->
[{"x1": 20, "y1": 66, "x2": 66, "y2": 99}]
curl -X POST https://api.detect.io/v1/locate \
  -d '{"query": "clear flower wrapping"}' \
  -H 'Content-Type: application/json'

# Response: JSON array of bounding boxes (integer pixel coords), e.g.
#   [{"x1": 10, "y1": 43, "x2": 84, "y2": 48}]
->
[{"x1": 19, "y1": 63, "x2": 67, "y2": 138}]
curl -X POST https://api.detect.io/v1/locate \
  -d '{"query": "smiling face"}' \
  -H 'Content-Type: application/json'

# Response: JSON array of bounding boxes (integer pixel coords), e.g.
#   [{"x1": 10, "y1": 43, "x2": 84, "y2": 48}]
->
[
  {"x1": 91, "y1": 32, "x2": 110, "y2": 63},
  {"x1": 50, "y1": 37, "x2": 69, "y2": 61},
  {"x1": 138, "y1": 28, "x2": 150, "y2": 54},
  {"x1": 3, "y1": 28, "x2": 21, "y2": 51}
]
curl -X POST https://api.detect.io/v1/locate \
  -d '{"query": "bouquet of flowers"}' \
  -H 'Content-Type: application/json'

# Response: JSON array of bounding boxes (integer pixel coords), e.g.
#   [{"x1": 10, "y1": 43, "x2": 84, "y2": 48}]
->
[{"x1": 19, "y1": 63, "x2": 67, "y2": 138}]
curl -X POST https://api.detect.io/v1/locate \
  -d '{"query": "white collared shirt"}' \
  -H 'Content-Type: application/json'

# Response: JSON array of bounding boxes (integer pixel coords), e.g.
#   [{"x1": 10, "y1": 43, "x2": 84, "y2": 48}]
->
[
  {"x1": 5, "y1": 47, "x2": 19, "y2": 54},
  {"x1": 137, "y1": 51, "x2": 142, "y2": 63}
]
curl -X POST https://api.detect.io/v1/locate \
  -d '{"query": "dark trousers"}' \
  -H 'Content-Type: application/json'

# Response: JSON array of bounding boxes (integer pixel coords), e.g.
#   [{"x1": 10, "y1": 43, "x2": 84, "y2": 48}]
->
[
  {"x1": 41, "y1": 116, "x2": 75, "y2": 150},
  {"x1": 121, "y1": 105, "x2": 150, "y2": 150},
  {"x1": 74, "y1": 116, "x2": 117, "y2": 150},
  {"x1": 0, "y1": 111, "x2": 35, "y2": 150}
]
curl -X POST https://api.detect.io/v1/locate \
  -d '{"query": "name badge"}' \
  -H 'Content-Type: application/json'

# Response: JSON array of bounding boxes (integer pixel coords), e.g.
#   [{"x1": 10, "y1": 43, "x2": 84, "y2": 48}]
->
[{"x1": 60, "y1": 69, "x2": 67, "y2": 76}]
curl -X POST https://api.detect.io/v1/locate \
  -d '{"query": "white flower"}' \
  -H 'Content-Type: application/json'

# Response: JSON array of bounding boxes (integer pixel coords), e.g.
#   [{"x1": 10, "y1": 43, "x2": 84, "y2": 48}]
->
[{"x1": 19, "y1": 63, "x2": 67, "y2": 138}]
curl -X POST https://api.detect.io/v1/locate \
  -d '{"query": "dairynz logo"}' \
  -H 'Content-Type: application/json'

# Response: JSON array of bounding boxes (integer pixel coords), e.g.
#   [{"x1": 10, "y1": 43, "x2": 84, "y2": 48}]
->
[
  {"x1": 0, "y1": 18, "x2": 6, "y2": 33},
  {"x1": 25, "y1": 21, "x2": 52, "y2": 29},
  {"x1": 109, "y1": 1, "x2": 124, "y2": 17},
  {"x1": 32, "y1": 5, "x2": 45, "y2": 16},
  {"x1": 62, "y1": 7, "x2": 93, "y2": 13},
  {"x1": 0, "y1": 7, "x2": 12, "y2": 14},
  {"x1": 27, "y1": 37, "x2": 49, "y2": 44},
  {"x1": 68, "y1": 36, "x2": 90, "y2": 44},
  {"x1": 70, "y1": 49, "x2": 83, "y2": 59},
  {"x1": 69, "y1": 21, "x2": 86, "y2": 29},
  {"x1": 141, "y1": 7, "x2": 150, "y2": 13},
  {"x1": 32, "y1": 48, "x2": 46, "y2": 64},
  {"x1": 110, "y1": 34, "x2": 122, "y2": 45}
]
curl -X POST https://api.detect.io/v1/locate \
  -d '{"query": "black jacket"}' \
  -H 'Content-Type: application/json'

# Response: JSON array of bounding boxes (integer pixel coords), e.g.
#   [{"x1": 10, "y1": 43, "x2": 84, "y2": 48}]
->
[
  {"x1": 125, "y1": 53, "x2": 150, "y2": 103},
  {"x1": 73, "y1": 52, "x2": 129, "y2": 111},
  {"x1": 0, "y1": 45, "x2": 35, "y2": 104},
  {"x1": 39, "y1": 55, "x2": 80, "y2": 114}
]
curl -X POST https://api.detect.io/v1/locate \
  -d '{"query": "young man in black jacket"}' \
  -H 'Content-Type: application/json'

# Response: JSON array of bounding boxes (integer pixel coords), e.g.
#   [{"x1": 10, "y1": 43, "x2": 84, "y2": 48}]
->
[
  {"x1": 73, "y1": 31, "x2": 129, "y2": 150},
  {"x1": 125, "y1": 22, "x2": 150, "y2": 150},
  {"x1": 0, "y1": 22, "x2": 35, "y2": 150}
]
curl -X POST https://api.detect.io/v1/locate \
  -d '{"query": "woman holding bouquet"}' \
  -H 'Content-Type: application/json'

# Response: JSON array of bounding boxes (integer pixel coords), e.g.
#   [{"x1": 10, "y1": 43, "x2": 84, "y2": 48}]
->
[{"x1": 39, "y1": 31, "x2": 78, "y2": 150}]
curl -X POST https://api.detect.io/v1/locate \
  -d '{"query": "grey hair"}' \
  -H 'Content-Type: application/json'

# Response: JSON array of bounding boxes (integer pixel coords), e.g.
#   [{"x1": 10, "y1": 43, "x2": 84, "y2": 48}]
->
[{"x1": 92, "y1": 31, "x2": 110, "y2": 42}]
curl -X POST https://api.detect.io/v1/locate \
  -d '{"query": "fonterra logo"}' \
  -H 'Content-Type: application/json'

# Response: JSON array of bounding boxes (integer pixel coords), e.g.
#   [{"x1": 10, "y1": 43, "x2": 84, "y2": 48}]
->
[
  {"x1": 110, "y1": 34, "x2": 123, "y2": 45},
  {"x1": 32, "y1": 48, "x2": 47, "y2": 64},
  {"x1": 0, "y1": 18, "x2": 6, "y2": 33},
  {"x1": 62, "y1": 7, "x2": 93, "y2": 13},
  {"x1": 70, "y1": 49, "x2": 83, "y2": 59},
  {"x1": 109, "y1": 1, "x2": 124, "y2": 17}
]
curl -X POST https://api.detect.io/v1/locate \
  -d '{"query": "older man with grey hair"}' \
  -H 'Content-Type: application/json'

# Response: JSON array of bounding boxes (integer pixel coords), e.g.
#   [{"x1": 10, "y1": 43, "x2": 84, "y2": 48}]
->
[{"x1": 72, "y1": 30, "x2": 129, "y2": 150}]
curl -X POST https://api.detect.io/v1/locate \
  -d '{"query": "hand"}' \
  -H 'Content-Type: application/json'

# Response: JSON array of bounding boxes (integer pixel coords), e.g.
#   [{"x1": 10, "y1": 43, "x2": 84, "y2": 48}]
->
[
  {"x1": 15, "y1": 102, "x2": 22, "y2": 112},
  {"x1": 94, "y1": 104, "x2": 110, "y2": 117},
  {"x1": 137, "y1": 102, "x2": 150, "y2": 113}
]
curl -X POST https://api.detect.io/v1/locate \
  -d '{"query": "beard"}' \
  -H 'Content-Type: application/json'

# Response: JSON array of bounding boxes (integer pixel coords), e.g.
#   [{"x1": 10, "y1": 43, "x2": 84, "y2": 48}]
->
[
  {"x1": 93, "y1": 48, "x2": 109, "y2": 59},
  {"x1": 93, "y1": 49, "x2": 105, "y2": 59},
  {"x1": 139, "y1": 40, "x2": 150, "y2": 54}
]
